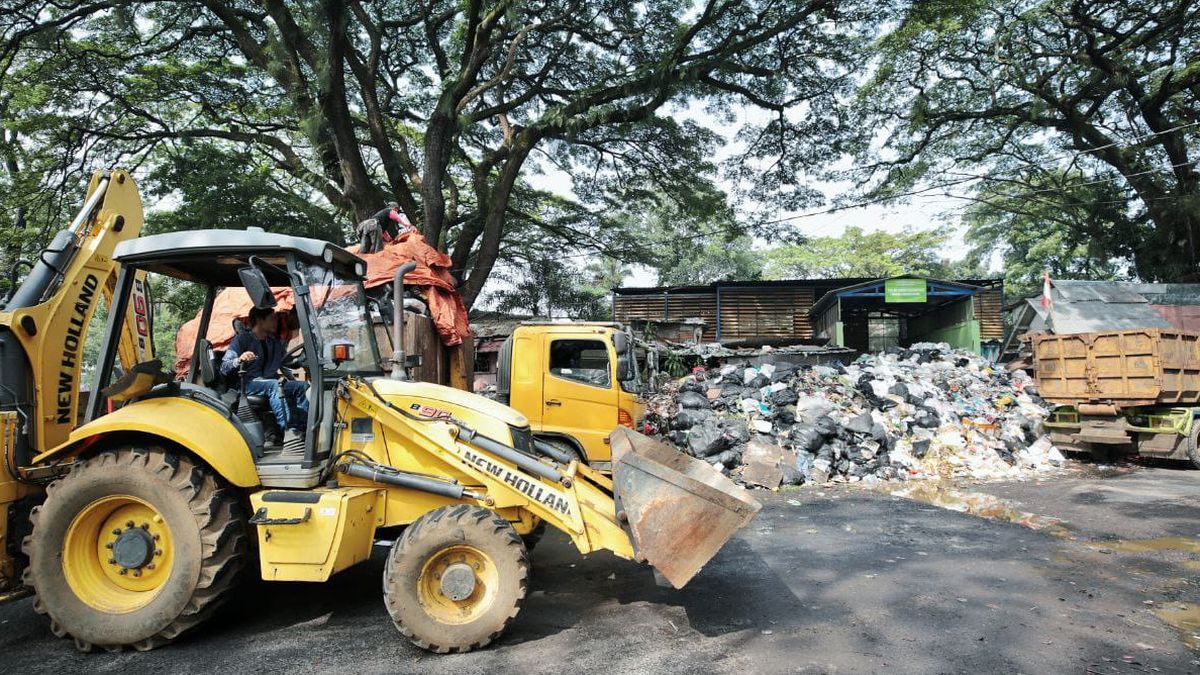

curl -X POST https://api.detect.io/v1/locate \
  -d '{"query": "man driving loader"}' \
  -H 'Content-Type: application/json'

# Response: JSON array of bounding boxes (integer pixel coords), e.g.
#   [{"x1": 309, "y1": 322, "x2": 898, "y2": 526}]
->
[{"x1": 221, "y1": 306, "x2": 308, "y2": 449}]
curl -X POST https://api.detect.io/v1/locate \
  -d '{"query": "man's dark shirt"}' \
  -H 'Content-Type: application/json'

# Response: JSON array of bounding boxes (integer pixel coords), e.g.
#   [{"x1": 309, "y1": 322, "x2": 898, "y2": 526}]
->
[
  {"x1": 371, "y1": 207, "x2": 400, "y2": 238},
  {"x1": 220, "y1": 331, "x2": 285, "y2": 385}
]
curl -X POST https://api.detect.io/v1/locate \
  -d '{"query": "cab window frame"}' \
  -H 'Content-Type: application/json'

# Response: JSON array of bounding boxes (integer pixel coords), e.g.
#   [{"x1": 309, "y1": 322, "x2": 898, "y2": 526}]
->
[{"x1": 547, "y1": 338, "x2": 613, "y2": 389}]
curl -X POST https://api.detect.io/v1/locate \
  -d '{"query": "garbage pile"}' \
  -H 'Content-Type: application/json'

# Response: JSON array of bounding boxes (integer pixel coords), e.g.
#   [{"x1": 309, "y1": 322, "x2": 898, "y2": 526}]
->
[{"x1": 644, "y1": 343, "x2": 1065, "y2": 488}]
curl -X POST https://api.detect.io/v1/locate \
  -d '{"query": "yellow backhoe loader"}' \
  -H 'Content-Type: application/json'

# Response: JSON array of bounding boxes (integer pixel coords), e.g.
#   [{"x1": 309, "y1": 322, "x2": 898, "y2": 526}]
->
[{"x1": 0, "y1": 170, "x2": 760, "y2": 653}]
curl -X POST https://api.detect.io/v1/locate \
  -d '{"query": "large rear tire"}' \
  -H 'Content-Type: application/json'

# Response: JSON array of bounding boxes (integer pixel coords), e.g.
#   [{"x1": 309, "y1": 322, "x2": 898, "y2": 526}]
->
[
  {"x1": 1187, "y1": 423, "x2": 1200, "y2": 470},
  {"x1": 22, "y1": 447, "x2": 247, "y2": 651},
  {"x1": 383, "y1": 504, "x2": 529, "y2": 653}
]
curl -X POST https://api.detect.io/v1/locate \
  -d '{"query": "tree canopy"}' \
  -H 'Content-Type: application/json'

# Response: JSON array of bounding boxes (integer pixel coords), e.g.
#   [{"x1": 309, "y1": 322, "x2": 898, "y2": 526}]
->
[
  {"x1": 856, "y1": 0, "x2": 1200, "y2": 282},
  {"x1": 1, "y1": 0, "x2": 877, "y2": 307},
  {"x1": 763, "y1": 226, "x2": 970, "y2": 280}
]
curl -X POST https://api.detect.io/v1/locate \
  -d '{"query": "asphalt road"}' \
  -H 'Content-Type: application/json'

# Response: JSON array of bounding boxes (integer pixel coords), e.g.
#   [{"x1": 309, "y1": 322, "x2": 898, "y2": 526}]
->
[{"x1": 3, "y1": 464, "x2": 1199, "y2": 674}]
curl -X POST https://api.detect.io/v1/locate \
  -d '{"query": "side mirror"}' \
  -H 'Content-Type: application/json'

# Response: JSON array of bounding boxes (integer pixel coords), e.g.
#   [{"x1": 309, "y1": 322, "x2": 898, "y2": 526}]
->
[
  {"x1": 616, "y1": 354, "x2": 636, "y2": 382},
  {"x1": 613, "y1": 330, "x2": 630, "y2": 355},
  {"x1": 239, "y1": 266, "x2": 277, "y2": 310}
]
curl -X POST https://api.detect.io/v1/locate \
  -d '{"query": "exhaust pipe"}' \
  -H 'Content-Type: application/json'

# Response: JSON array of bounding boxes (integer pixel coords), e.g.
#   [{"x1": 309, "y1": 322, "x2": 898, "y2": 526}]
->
[{"x1": 390, "y1": 261, "x2": 418, "y2": 380}]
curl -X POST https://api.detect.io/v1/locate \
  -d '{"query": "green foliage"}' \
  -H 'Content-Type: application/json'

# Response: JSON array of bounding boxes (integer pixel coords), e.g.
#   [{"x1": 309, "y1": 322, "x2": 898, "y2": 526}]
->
[
  {"x1": 763, "y1": 226, "x2": 958, "y2": 279},
  {"x1": 857, "y1": 0, "x2": 1200, "y2": 281},
  {"x1": 963, "y1": 173, "x2": 1138, "y2": 297},
  {"x1": 610, "y1": 184, "x2": 768, "y2": 285},
  {"x1": 1, "y1": 0, "x2": 880, "y2": 308},
  {"x1": 486, "y1": 255, "x2": 619, "y2": 320},
  {"x1": 143, "y1": 143, "x2": 343, "y2": 241}
]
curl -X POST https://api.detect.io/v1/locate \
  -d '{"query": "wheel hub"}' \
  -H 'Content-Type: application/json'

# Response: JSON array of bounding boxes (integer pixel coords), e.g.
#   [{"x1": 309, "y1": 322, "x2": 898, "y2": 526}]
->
[
  {"x1": 439, "y1": 563, "x2": 477, "y2": 601},
  {"x1": 111, "y1": 526, "x2": 155, "y2": 570}
]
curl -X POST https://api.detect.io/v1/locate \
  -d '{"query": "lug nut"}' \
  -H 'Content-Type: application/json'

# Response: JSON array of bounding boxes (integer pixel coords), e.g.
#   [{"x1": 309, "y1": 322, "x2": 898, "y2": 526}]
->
[
  {"x1": 140, "y1": 523, "x2": 149, "y2": 530},
  {"x1": 154, "y1": 549, "x2": 162, "y2": 557},
  {"x1": 105, "y1": 542, "x2": 113, "y2": 549},
  {"x1": 125, "y1": 521, "x2": 134, "y2": 528},
  {"x1": 118, "y1": 568, "x2": 128, "y2": 575},
  {"x1": 146, "y1": 563, "x2": 155, "y2": 570},
  {"x1": 152, "y1": 534, "x2": 160, "y2": 541},
  {"x1": 111, "y1": 529, "x2": 122, "y2": 536},
  {"x1": 133, "y1": 569, "x2": 141, "y2": 577},
  {"x1": 107, "y1": 558, "x2": 115, "y2": 564}
]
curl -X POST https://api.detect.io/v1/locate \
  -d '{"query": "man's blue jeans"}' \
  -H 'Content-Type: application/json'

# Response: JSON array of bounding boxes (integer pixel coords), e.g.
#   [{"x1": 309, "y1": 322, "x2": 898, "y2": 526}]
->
[{"x1": 245, "y1": 378, "x2": 309, "y2": 431}]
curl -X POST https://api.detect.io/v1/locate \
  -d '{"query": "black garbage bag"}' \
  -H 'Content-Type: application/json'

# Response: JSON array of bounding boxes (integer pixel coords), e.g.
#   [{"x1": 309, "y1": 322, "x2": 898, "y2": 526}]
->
[
  {"x1": 769, "y1": 387, "x2": 799, "y2": 407},
  {"x1": 748, "y1": 374, "x2": 770, "y2": 389},
  {"x1": 725, "y1": 419, "x2": 751, "y2": 444},
  {"x1": 677, "y1": 391, "x2": 712, "y2": 410},
  {"x1": 780, "y1": 461, "x2": 803, "y2": 486},
  {"x1": 714, "y1": 448, "x2": 742, "y2": 468},
  {"x1": 671, "y1": 408, "x2": 710, "y2": 431},
  {"x1": 911, "y1": 438, "x2": 931, "y2": 459},
  {"x1": 790, "y1": 426, "x2": 824, "y2": 453},
  {"x1": 776, "y1": 407, "x2": 796, "y2": 426},
  {"x1": 686, "y1": 418, "x2": 729, "y2": 457},
  {"x1": 813, "y1": 415, "x2": 840, "y2": 438}
]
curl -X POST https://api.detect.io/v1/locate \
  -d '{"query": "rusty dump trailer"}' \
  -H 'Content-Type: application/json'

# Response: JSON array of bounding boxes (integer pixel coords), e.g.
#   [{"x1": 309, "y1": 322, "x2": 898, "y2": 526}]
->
[{"x1": 1033, "y1": 329, "x2": 1200, "y2": 466}]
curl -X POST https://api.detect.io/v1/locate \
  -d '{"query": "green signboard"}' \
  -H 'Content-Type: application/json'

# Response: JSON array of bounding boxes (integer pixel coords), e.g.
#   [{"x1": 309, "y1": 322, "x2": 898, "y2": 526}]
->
[{"x1": 884, "y1": 278, "x2": 927, "y2": 303}]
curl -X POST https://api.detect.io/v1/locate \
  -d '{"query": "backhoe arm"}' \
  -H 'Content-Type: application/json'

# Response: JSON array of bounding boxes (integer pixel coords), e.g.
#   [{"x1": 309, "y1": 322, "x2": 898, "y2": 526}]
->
[{"x1": 0, "y1": 169, "x2": 149, "y2": 454}]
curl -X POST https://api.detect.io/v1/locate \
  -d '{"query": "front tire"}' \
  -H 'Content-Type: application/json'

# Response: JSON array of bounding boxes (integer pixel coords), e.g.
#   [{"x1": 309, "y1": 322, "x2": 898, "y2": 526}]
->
[
  {"x1": 383, "y1": 505, "x2": 529, "y2": 653},
  {"x1": 1186, "y1": 423, "x2": 1200, "y2": 470},
  {"x1": 23, "y1": 447, "x2": 247, "y2": 651}
]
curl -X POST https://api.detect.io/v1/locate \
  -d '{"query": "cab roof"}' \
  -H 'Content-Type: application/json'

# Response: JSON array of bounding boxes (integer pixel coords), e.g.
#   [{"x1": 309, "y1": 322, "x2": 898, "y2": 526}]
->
[
  {"x1": 517, "y1": 321, "x2": 623, "y2": 331},
  {"x1": 113, "y1": 228, "x2": 363, "y2": 286}
]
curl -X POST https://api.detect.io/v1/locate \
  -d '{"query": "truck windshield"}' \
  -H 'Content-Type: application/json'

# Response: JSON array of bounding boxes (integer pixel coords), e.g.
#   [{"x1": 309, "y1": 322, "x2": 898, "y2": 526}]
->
[{"x1": 296, "y1": 260, "x2": 381, "y2": 373}]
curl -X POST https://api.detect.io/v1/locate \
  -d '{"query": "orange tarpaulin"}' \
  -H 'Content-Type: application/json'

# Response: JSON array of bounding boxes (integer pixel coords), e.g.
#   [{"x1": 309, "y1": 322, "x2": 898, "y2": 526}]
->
[{"x1": 173, "y1": 232, "x2": 471, "y2": 376}]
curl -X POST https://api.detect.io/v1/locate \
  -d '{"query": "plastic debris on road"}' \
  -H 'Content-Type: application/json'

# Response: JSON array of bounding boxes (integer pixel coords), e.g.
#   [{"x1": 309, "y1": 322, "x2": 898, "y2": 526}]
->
[{"x1": 643, "y1": 342, "x2": 1065, "y2": 487}]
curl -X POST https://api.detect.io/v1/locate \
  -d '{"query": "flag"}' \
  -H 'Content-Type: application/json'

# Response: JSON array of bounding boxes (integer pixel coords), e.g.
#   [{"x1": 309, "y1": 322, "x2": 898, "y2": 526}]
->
[{"x1": 1041, "y1": 272, "x2": 1053, "y2": 308}]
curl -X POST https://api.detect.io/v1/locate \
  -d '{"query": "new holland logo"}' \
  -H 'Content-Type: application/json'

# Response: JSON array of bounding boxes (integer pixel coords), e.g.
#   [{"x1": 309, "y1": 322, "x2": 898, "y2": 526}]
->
[
  {"x1": 462, "y1": 448, "x2": 572, "y2": 517},
  {"x1": 56, "y1": 273, "x2": 99, "y2": 424}
]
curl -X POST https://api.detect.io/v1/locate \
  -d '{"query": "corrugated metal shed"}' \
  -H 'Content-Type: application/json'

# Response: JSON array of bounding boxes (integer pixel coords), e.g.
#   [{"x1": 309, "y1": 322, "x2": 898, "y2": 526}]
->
[
  {"x1": 614, "y1": 277, "x2": 1004, "y2": 345},
  {"x1": 1043, "y1": 281, "x2": 1174, "y2": 334}
]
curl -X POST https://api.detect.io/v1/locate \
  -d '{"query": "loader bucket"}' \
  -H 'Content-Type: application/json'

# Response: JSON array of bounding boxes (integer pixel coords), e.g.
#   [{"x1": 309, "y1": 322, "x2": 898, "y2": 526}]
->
[{"x1": 609, "y1": 427, "x2": 762, "y2": 589}]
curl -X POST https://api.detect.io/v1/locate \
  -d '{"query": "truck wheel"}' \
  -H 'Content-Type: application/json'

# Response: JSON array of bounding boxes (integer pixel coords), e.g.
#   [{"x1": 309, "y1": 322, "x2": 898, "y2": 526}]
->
[
  {"x1": 1187, "y1": 424, "x2": 1200, "y2": 470},
  {"x1": 538, "y1": 436, "x2": 584, "y2": 465},
  {"x1": 383, "y1": 504, "x2": 529, "y2": 653},
  {"x1": 22, "y1": 447, "x2": 247, "y2": 652}
]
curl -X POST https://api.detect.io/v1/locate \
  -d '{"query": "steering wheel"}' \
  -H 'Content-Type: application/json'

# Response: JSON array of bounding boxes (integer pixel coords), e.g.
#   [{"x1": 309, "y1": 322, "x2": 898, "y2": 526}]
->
[{"x1": 281, "y1": 342, "x2": 306, "y2": 370}]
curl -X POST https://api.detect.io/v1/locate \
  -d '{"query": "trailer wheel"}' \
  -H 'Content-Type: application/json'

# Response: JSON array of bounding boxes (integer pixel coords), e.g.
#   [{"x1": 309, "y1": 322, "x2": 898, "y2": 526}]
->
[
  {"x1": 384, "y1": 505, "x2": 529, "y2": 653},
  {"x1": 22, "y1": 447, "x2": 247, "y2": 651},
  {"x1": 1187, "y1": 423, "x2": 1200, "y2": 470}
]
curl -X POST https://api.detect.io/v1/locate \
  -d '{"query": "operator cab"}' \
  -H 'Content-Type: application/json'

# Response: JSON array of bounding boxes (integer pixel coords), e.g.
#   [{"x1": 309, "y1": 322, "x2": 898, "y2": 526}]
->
[{"x1": 92, "y1": 228, "x2": 384, "y2": 487}]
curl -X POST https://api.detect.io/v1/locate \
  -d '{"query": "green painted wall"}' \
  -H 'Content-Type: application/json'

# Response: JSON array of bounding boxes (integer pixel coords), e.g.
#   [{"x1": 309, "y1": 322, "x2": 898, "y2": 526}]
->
[{"x1": 915, "y1": 319, "x2": 981, "y2": 353}]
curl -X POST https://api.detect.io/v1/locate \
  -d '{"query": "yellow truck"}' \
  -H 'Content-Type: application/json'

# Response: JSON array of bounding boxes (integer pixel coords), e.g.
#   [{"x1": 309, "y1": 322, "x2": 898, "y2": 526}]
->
[{"x1": 495, "y1": 323, "x2": 647, "y2": 472}]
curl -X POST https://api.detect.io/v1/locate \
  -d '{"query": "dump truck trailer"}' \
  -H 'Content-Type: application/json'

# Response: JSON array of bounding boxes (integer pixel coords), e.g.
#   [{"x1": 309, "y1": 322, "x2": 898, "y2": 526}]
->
[{"x1": 1033, "y1": 329, "x2": 1200, "y2": 467}]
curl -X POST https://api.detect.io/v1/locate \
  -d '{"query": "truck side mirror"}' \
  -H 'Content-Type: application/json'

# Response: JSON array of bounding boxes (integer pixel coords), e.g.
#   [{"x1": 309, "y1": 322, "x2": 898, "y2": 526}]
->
[
  {"x1": 616, "y1": 354, "x2": 636, "y2": 382},
  {"x1": 613, "y1": 331, "x2": 630, "y2": 355},
  {"x1": 238, "y1": 266, "x2": 277, "y2": 310}
]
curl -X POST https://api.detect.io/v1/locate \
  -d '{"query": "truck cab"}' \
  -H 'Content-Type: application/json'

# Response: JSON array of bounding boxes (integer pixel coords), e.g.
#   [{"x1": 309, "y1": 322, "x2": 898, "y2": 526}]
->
[{"x1": 496, "y1": 323, "x2": 646, "y2": 471}]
